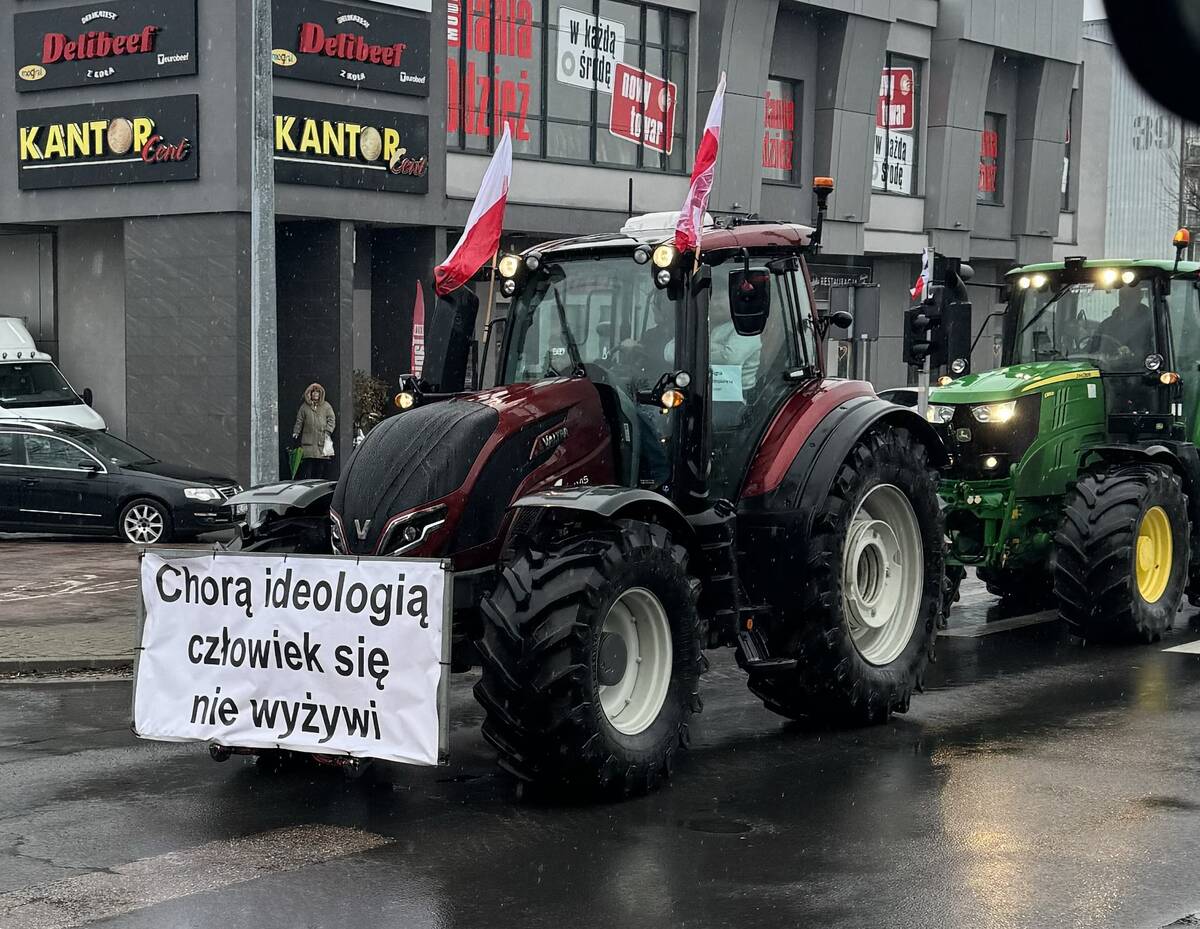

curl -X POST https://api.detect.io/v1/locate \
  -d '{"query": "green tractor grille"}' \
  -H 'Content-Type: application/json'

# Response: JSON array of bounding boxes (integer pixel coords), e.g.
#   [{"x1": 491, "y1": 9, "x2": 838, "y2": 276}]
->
[{"x1": 943, "y1": 395, "x2": 1042, "y2": 480}]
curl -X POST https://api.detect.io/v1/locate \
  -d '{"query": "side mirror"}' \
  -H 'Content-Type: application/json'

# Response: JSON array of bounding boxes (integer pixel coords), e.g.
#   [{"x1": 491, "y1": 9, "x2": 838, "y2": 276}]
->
[
  {"x1": 828, "y1": 309, "x2": 854, "y2": 330},
  {"x1": 82, "y1": 387, "x2": 94, "y2": 407},
  {"x1": 80, "y1": 460, "x2": 101, "y2": 474},
  {"x1": 729, "y1": 268, "x2": 772, "y2": 336}
]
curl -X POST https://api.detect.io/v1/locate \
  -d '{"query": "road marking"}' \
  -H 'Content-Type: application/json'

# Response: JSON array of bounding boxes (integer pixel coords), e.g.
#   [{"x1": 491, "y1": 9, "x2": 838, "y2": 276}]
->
[
  {"x1": 939, "y1": 610, "x2": 1058, "y2": 638},
  {"x1": 0, "y1": 576, "x2": 138, "y2": 603},
  {"x1": 0, "y1": 825, "x2": 391, "y2": 929},
  {"x1": 1163, "y1": 640, "x2": 1200, "y2": 654}
]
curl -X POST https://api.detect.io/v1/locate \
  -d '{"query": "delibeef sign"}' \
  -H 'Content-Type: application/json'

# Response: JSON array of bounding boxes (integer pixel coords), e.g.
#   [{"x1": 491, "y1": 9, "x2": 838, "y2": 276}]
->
[
  {"x1": 274, "y1": 97, "x2": 429, "y2": 194},
  {"x1": 272, "y1": 0, "x2": 430, "y2": 97},
  {"x1": 17, "y1": 95, "x2": 198, "y2": 190},
  {"x1": 877, "y1": 67, "x2": 915, "y2": 132},
  {"x1": 14, "y1": 0, "x2": 197, "y2": 92},
  {"x1": 609, "y1": 63, "x2": 676, "y2": 154}
]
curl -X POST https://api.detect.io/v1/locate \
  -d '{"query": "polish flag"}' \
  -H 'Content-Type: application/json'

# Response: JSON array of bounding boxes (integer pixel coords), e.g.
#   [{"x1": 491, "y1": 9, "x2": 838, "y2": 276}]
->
[
  {"x1": 910, "y1": 246, "x2": 933, "y2": 302},
  {"x1": 435, "y1": 124, "x2": 512, "y2": 296},
  {"x1": 675, "y1": 72, "x2": 726, "y2": 254},
  {"x1": 411, "y1": 280, "x2": 426, "y2": 377}
]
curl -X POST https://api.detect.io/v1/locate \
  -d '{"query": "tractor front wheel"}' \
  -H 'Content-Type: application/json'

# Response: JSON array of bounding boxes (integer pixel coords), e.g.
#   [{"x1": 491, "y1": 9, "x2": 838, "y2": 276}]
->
[
  {"x1": 1055, "y1": 465, "x2": 1188, "y2": 643},
  {"x1": 747, "y1": 426, "x2": 943, "y2": 724},
  {"x1": 474, "y1": 519, "x2": 702, "y2": 798}
]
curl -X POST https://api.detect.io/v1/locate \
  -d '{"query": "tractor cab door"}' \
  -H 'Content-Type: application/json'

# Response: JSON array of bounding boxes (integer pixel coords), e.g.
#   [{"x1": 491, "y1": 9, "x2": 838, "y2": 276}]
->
[
  {"x1": 1168, "y1": 275, "x2": 1200, "y2": 441},
  {"x1": 707, "y1": 257, "x2": 812, "y2": 500}
]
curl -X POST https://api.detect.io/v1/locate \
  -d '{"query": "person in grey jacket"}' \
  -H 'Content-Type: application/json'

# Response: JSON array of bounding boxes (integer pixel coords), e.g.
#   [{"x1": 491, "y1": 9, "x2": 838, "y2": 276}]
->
[{"x1": 292, "y1": 382, "x2": 336, "y2": 480}]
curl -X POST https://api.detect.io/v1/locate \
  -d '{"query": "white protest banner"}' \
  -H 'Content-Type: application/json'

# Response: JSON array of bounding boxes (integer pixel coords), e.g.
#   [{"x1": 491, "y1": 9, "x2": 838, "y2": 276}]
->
[
  {"x1": 555, "y1": 6, "x2": 625, "y2": 93},
  {"x1": 133, "y1": 551, "x2": 450, "y2": 766}
]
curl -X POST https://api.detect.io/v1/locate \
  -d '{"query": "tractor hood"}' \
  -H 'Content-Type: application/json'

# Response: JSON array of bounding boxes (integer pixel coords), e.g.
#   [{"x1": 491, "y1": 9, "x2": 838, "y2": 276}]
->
[
  {"x1": 331, "y1": 379, "x2": 615, "y2": 560},
  {"x1": 930, "y1": 361, "x2": 1099, "y2": 405}
]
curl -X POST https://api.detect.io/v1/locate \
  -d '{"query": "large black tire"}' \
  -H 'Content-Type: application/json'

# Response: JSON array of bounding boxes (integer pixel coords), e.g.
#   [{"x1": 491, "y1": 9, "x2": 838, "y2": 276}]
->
[
  {"x1": 474, "y1": 520, "x2": 702, "y2": 798},
  {"x1": 1055, "y1": 465, "x2": 1188, "y2": 643},
  {"x1": 977, "y1": 564, "x2": 1054, "y2": 608},
  {"x1": 942, "y1": 564, "x2": 966, "y2": 626},
  {"x1": 747, "y1": 426, "x2": 943, "y2": 724}
]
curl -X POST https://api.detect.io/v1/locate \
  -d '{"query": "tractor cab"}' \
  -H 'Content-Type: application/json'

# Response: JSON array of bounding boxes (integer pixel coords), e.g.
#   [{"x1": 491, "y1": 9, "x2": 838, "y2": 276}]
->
[
  {"x1": 1002, "y1": 258, "x2": 1200, "y2": 441},
  {"x1": 494, "y1": 213, "x2": 824, "y2": 507}
]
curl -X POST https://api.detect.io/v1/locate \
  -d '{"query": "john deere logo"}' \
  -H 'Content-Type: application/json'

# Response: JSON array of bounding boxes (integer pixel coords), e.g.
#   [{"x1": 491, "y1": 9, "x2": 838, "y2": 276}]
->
[
  {"x1": 272, "y1": 48, "x2": 297, "y2": 67},
  {"x1": 18, "y1": 64, "x2": 47, "y2": 82}
]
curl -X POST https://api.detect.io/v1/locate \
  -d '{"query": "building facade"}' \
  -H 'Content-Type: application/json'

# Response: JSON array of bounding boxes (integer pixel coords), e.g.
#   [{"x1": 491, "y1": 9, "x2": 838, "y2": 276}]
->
[{"x1": 0, "y1": 0, "x2": 1086, "y2": 482}]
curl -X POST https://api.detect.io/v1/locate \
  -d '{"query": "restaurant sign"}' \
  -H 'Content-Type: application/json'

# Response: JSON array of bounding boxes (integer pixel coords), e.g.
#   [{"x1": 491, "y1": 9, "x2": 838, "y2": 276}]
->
[
  {"x1": 272, "y1": 0, "x2": 430, "y2": 96},
  {"x1": 274, "y1": 97, "x2": 429, "y2": 194},
  {"x1": 14, "y1": 0, "x2": 197, "y2": 92},
  {"x1": 16, "y1": 95, "x2": 199, "y2": 190}
]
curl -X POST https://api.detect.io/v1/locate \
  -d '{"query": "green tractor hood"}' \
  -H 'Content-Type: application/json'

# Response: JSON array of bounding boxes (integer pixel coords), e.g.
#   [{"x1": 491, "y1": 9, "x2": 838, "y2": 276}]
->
[{"x1": 929, "y1": 361, "x2": 1100, "y2": 405}]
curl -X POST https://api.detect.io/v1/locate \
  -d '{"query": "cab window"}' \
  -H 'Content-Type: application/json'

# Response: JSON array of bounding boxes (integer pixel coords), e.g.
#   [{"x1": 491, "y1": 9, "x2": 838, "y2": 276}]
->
[{"x1": 1168, "y1": 277, "x2": 1200, "y2": 436}]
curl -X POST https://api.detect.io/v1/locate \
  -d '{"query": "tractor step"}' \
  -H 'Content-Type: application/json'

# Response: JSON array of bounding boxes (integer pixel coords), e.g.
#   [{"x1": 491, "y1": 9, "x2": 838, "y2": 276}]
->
[{"x1": 734, "y1": 629, "x2": 798, "y2": 673}]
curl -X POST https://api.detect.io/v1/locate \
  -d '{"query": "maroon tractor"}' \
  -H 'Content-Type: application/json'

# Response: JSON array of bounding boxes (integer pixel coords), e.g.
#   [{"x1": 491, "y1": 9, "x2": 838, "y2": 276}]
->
[{"x1": 298, "y1": 182, "x2": 946, "y2": 796}]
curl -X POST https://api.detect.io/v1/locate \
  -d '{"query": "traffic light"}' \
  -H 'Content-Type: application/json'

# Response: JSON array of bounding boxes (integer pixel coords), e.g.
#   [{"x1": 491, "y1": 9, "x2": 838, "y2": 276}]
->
[
  {"x1": 904, "y1": 285, "x2": 942, "y2": 365},
  {"x1": 905, "y1": 253, "x2": 974, "y2": 372}
]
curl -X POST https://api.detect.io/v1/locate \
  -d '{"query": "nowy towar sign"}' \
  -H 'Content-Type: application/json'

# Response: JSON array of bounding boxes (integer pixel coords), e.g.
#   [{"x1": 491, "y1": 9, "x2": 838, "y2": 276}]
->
[
  {"x1": 134, "y1": 551, "x2": 450, "y2": 766},
  {"x1": 609, "y1": 63, "x2": 676, "y2": 154}
]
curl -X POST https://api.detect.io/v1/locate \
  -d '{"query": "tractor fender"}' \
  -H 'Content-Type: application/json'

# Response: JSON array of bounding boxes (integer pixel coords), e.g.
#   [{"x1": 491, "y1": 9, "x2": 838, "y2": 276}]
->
[
  {"x1": 1080, "y1": 442, "x2": 1200, "y2": 526},
  {"x1": 507, "y1": 485, "x2": 697, "y2": 550},
  {"x1": 756, "y1": 395, "x2": 947, "y2": 537}
]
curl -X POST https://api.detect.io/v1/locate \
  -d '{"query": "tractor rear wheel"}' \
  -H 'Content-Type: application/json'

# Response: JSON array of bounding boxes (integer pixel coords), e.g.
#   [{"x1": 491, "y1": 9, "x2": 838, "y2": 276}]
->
[
  {"x1": 1055, "y1": 465, "x2": 1188, "y2": 643},
  {"x1": 474, "y1": 519, "x2": 702, "y2": 798},
  {"x1": 747, "y1": 426, "x2": 943, "y2": 724}
]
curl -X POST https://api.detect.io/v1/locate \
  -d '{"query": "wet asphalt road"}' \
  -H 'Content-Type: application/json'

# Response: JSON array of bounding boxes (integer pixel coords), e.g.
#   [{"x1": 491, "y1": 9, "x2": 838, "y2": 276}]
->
[{"x1": 5, "y1": 591, "x2": 1200, "y2": 929}]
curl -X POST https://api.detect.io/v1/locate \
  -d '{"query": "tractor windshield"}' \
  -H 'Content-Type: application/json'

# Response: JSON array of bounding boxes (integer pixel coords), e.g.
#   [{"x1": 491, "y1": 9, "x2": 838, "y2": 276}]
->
[
  {"x1": 1010, "y1": 276, "x2": 1159, "y2": 374},
  {"x1": 504, "y1": 253, "x2": 680, "y2": 487}
]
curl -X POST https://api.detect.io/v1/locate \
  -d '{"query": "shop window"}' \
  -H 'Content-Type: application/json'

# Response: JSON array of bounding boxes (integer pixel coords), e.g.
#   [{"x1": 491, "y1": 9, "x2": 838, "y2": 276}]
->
[
  {"x1": 872, "y1": 54, "x2": 920, "y2": 196},
  {"x1": 762, "y1": 78, "x2": 801, "y2": 185},
  {"x1": 446, "y1": 0, "x2": 690, "y2": 173},
  {"x1": 978, "y1": 112, "x2": 1006, "y2": 205}
]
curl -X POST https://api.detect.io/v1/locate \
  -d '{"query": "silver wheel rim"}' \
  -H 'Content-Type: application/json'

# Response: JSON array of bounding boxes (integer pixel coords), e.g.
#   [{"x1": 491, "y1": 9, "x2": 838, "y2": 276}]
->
[
  {"x1": 124, "y1": 504, "x2": 164, "y2": 544},
  {"x1": 843, "y1": 484, "x2": 924, "y2": 666},
  {"x1": 598, "y1": 587, "x2": 673, "y2": 736}
]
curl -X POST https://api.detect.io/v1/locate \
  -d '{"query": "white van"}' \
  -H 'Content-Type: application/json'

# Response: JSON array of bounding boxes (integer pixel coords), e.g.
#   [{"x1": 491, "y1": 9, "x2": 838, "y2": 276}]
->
[{"x1": 0, "y1": 317, "x2": 106, "y2": 430}]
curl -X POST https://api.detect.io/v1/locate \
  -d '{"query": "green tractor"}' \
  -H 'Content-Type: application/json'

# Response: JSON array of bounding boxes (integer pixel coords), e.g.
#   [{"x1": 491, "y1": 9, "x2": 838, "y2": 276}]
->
[{"x1": 931, "y1": 238, "x2": 1200, "y2": 641}]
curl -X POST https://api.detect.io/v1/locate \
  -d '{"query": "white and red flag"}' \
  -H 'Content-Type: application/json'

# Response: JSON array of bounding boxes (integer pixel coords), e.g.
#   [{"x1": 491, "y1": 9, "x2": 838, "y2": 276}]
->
[
  {"x1": 910, "y1": 246, "x2": 933, "y2": 302},
  {"x1": 435, "y1": 124, "x2": 512, "y2": 296},
  {"x1": 411, "y1": 280, "x2": 426, "y2": 377},
  {"x1": 674, "y1": 71, "x2": 726, "y2": 254}
]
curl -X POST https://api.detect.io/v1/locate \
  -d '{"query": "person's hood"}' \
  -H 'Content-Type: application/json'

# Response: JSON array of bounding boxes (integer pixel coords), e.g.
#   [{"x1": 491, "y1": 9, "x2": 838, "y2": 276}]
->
[{"x1": 305, "y1": 383, "x2": 326, "y2": 405}]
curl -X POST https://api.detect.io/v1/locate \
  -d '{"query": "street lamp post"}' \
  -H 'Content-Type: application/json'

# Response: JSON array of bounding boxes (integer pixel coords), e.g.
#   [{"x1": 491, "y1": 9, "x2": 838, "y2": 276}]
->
[{"x1": 249, "y1": 0, "x2": 278, "y2": 486}]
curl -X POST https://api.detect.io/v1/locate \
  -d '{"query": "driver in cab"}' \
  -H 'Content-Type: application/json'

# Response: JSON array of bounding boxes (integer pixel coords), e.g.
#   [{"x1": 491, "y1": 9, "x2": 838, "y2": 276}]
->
[{"x1": 1094, "y1": 286, "x2": 1154, "y2": 366}]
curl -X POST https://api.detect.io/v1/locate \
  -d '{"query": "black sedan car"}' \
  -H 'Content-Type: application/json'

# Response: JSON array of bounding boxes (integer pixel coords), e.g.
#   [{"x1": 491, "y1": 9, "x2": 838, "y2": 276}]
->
[{"x1": 0, "y1": 420, "x2": 241, "y2": 544}]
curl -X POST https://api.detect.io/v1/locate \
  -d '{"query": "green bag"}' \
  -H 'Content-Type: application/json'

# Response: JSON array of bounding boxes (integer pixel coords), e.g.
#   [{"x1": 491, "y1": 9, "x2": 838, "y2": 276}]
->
[{"x1": 289, "y1": 446, "x2": 304, "y2": 479}]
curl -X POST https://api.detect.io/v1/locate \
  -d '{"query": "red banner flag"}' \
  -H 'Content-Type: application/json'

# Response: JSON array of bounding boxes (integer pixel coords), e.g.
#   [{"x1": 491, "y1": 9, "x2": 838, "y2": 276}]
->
[
  {"x1": 435, "y1": 124, "x2": 512, "y2": 296},
  {"x1": 675, "y1": 72, "x2": 726, "y2": 253}
]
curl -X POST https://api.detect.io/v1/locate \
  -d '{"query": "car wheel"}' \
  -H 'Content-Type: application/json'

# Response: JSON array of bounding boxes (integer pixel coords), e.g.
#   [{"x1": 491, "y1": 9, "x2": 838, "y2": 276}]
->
[{"x1": 119, "y1": 498, "x2": 173, "y2": 545}]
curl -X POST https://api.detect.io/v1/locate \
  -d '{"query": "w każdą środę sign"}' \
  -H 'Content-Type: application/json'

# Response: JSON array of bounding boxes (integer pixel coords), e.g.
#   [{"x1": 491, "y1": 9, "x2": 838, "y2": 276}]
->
[{"x1": 133, "y1": 552, "x2": 451, "y2": 766}]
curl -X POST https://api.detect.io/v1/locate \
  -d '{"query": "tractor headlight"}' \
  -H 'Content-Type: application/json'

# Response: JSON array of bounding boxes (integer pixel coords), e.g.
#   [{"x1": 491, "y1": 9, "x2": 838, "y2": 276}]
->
[
  {"x1": 652, "y1": 244, "x2": 677, "y2": 268},
  {"x1": 501, "y1": 278, "x2": 517, "y2": 297},
  {"x1": 971, "y1": 400, "x2": 1017, "y2": 424},
  {"x1": 395, "y1": 391, "x2": 417, "y2": 410},
  {"x1": 497, "y1": 254, "x2": 521, "y2": 278},
  {"x1": 926, "y1": 404, "x2": 955, "y2": 424}
]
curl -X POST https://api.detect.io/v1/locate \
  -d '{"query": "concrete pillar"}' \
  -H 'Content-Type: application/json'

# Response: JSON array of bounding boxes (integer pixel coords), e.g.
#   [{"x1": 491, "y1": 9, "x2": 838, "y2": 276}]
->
[
  {"x1": 697, "y1": 0, "x2": 780, "y2": 216},
  {"x1": 923, "y1": 38, "x2": 995, "y2": 259},
  {"x1": 1010, "y1": 57, "x2": 1075, "y2": 264}
]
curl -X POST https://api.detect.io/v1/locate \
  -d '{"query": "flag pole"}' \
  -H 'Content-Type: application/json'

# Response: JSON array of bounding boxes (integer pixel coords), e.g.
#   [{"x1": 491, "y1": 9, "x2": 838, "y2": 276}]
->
[{"x1": 483, "y1": 249, "x2": 499, "y2": 328}]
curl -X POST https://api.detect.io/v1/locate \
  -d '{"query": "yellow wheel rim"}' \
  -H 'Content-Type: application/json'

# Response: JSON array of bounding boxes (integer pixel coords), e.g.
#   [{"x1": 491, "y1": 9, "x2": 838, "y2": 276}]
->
[{"x1": 1135, "y1": 506, "x2": 1173, "y2": 603}]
